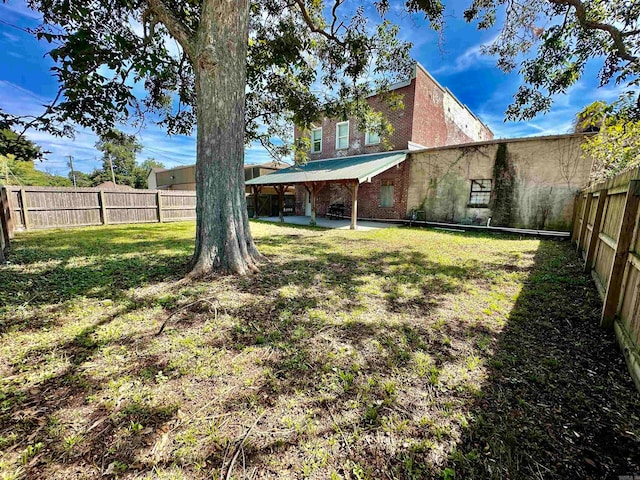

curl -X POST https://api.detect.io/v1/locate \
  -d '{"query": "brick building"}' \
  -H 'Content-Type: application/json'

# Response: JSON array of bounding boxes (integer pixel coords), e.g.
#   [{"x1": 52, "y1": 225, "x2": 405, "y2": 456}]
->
[
  {"x1": 246, "y1": 62, "x2": 594, "y2": 231},
  {"x1": 287, "y1": 62, "x2": 494, "y2": 222}
]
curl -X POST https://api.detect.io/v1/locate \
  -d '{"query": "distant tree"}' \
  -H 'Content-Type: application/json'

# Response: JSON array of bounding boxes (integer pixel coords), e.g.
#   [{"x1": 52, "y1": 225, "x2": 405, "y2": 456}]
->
[
  {"x1": 94, "y1": 130, "x2": 143, "y2": 187},
  {"x1": 135, "y1": 158, "x2": 164, "y2": 188},
  {"x1": 0, "y1": 129, "x2": 44, "y2": 162},
  {"x1": 0, "y1": 154, "x2": 71, "y2": 186},
  {"x1": 464, "y1": 0, "x2": 639, "y2": 120},
  {"x1": 579, "y1": 96, "x2": 640, "y2": 183},
  {"x1": 69, "y1": 170, "x2": 93, "y2": 187}
]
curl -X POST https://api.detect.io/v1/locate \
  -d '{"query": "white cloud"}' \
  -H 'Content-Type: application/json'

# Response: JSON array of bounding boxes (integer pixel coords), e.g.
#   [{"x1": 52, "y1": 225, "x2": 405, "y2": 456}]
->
[
  {"x1": 0, "y1": 2, "x2": 42, "y2": 20},
  {"x1": 431, "y1": 35, "x2": 498, "y2": 76}
]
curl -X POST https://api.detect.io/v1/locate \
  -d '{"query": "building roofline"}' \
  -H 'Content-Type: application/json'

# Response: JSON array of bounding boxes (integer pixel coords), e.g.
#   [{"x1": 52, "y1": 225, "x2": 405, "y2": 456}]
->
[
  {"x1": 153, "y1": 164, "x2": 194, "y2": 174},
  {"x1": 364, "y1": 62, "x2": 492, "y2": 134},
  {"x1": 307, "y1": 149, "x2": 409, "y2": 164},
  {"x1": 407, "y1": 132, "x2": 596, "y2": 155},
  {"x1": 149, "y1": 160, "x2": 292, "y2": 176}
]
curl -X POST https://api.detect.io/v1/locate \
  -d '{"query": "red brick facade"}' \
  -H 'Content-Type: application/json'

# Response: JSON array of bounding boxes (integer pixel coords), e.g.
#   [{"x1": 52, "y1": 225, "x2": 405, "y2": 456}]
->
[
  {"x1": 294, "y1": 161, "x2": 411, "y2": 220},
  {"x1": 411, "y1": 67, "x2": 493, "y2": 147},
  {"x1": 299, "y1": 82, "x2": 416, "y2": 160},
  {"x1": 296, "y1": 64, "x2": 493, "y2": 160}
]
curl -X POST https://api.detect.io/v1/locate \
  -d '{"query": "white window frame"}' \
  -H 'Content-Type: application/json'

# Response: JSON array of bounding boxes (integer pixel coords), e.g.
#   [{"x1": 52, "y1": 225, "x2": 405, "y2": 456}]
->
[
  {"x1": 311, "y1": 127, "x2": 322, "y2": 154},
  {"x1": 335, "y1": 121, "x2": 350, "y2": 150},
  {"x1": 365, "y1": 129, "x2": 381, "y2": 145}
]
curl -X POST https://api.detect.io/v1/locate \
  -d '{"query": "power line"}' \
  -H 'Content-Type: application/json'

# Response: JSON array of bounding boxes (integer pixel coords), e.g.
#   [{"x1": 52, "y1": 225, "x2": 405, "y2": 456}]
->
[{"x1": 0, "y1": 19, "x2": 32, "y2": 35}]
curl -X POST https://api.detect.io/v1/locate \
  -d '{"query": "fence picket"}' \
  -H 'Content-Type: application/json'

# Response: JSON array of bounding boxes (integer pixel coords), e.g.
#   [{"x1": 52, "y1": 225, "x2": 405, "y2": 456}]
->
[
  {"x1": 3, "y1": 186, "x2": 196, "y2": 231},
  {"x1": 573, "y1": 168, "x2": 640, "y2": 391}
]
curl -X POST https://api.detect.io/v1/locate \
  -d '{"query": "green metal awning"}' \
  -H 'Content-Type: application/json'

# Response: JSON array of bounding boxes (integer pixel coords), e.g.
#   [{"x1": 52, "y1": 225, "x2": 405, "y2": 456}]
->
[{"x1": 245, "y1": 151, "x2": 407, "y2": 186}]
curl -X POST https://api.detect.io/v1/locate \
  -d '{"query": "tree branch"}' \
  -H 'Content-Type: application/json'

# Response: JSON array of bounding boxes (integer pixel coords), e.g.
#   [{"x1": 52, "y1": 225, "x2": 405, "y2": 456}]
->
[
  {"x1": 292, "y1": 0, "x2": 346, "y2": 47},
  {"x1": 145, "y1": 0, "x2": 196, "y2": 61},
  {"x1": 548, "y1": 0, "x2": 638, "y2": 64}
]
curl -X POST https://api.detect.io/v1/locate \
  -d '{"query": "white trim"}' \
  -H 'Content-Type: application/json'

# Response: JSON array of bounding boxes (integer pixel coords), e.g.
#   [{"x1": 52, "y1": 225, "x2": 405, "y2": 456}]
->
[
  {"x1": 407, "y1": 141, "x2": 427, "y2": 150},
  {"x1": 335, "y1": 121, "x2": 349, "y2": 150},
  {"x1": 365, "y1": 130, "x2": 381, "y2": 146},
  {"x1": 311, "y1": 127, "x2": 323, "y2": 154}
]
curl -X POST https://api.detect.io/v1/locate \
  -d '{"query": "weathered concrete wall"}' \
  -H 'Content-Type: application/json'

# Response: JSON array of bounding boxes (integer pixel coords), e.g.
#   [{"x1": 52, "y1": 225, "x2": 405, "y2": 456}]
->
[{"x1": 406, "y1": 134, "x2": 593, "y2": 230}]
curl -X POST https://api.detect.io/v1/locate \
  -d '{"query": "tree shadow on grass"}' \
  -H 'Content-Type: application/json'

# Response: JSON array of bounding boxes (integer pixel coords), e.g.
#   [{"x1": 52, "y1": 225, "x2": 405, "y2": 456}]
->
[
  {"x1": 429, "y1": 241, "x2": 640, "y2": 479},
  {"x1": 4, "y1": 224, "x2": 639, "y2": 479},
  {"x1": 0, "y1": 293, "x2": 181, "y2": 478},
  {"x1": 0, "y1": 226, "x2": 194, "y2": 328},
  {"x1": 194, "y1": 238, "x2": 640, "y2": 479}
]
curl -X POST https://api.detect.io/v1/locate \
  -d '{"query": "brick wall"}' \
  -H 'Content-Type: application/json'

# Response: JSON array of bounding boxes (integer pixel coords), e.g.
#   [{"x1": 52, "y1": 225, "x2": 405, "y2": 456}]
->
[
  {"x1": 295, "y1": 63, "x2": 493, "y2": 161},
  {"x1": 292, "y1": 160, "x2": 411, "y2": 220},
  {"x1": 301, "y1": 82, "x2": 416, "y2": 161},
  {"x1": 411, "y1": 66, "x2": 493, "y2": 148}
]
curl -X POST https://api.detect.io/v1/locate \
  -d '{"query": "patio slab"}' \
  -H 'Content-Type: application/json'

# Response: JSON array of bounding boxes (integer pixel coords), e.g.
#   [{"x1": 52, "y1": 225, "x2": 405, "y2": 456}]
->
[{"x1": 258, "y1": 216, "x2": 396, "y2": 230}]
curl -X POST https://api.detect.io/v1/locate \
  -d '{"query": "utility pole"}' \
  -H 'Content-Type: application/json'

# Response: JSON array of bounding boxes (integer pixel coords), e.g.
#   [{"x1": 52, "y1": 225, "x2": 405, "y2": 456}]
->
[
  {"x1": 108, "y1": 156, "x2": 116, "y2": 185},
  {"x1": 68, "y1": 155, "x2": 77, "y2": 188}
]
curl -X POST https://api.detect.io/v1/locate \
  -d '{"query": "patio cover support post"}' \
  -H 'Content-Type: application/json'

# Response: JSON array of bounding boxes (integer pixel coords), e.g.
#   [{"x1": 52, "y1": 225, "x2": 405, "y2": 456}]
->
[
  {"x1": 309, "y1": 182, "x2": 317, "y2": 226},
  {"x1": 251, "y1": 185, "x2": 262, "y2": 219},
  {"x1": 350, "y1": 181, "x2": 359, "y2": 230},
  {"x1": 275, "y1": 184, "x2": 287, "y2": 223},
  {"x1": 306, "y1": 181, "x2": 326, "y2": 226}
]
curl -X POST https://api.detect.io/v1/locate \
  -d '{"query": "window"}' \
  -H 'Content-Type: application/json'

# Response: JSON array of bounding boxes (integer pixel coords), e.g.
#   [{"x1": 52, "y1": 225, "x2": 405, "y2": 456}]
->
[
  {"x1": 380, "y1": 181, "x2": 394, "y2": 207},
  {"x1": 336, "y1": 121, "x2": 349, "y2": 150},
  {"x1": 365, "y1": 129, "x2": 381, "y2": 145},
  {"x1": 469, "y1": 179, "x2": 492, "y2": 207},
  {"x1": 311, "y1": 127, "x2": 322, "y2": 153}
]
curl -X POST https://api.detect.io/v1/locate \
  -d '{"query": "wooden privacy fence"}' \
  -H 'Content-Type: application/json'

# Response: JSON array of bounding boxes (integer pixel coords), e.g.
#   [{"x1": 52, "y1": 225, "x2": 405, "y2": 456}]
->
[
  {"x1": 572, "y1": 166, "x2": 640, "y2": 390},
  {"x1": 0, "y1": 186, "x2": 196, "y2": 237}
]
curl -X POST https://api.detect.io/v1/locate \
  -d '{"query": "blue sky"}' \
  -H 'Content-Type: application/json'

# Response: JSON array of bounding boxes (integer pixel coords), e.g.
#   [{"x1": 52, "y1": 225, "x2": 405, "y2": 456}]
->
[{"x1": 0, "y1": 0, "x2": 624, "y2": 176}]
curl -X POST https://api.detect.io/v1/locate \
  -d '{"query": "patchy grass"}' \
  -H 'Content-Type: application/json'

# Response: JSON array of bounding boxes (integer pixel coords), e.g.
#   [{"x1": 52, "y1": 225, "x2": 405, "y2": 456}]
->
[{"x1": 0, "y1": 221, "x2": 638, "y2": 479}]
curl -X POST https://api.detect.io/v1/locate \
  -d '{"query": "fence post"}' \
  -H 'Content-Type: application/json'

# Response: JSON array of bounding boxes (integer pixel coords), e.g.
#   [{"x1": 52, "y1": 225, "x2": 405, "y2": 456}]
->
[
  {"x1": 0, "y1": 187, "x2": 11, "y2": 245},
  {"x1": 98, "y1": 190, "x2": 108, "y2": 225},
  {"x1": 571, "y1": 193, "x2": 581, "y2": 243},
  {"x1": 576, "y1": 192, "x2": 592, "y2": 254},
  {"x1": 19, "y1": 188, "x2": 30, "y2": 230},
  {"x1": 601, "y1": 180, "x2": 640, "y2": 328},
  {"x1": 157, "y1": 191, "x2": 164, "y2": 223},
  {"x1": 584, "y1": 191, "x2": 607, "y2": 273}
]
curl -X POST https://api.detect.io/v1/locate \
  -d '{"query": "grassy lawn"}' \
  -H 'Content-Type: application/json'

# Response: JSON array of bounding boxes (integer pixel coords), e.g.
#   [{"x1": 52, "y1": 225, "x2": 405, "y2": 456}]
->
[{"x1": 1, "y1": 221, "x2": 639, "y2": 479}]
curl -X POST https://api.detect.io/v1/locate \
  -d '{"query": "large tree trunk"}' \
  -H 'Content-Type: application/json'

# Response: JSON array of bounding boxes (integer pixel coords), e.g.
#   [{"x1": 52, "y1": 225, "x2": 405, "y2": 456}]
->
[{"x1": 190, "y1": 0, "x2": 264, "y2": 276}]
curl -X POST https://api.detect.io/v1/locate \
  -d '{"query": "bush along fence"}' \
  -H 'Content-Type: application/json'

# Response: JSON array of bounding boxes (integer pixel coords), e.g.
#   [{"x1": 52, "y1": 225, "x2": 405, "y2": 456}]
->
[
  {"x1": 572, "y1": 166, "x2": 640, "y2": 391},
  {"x1": 0, "y1": 186, "x2": 196, "y2": 238}
]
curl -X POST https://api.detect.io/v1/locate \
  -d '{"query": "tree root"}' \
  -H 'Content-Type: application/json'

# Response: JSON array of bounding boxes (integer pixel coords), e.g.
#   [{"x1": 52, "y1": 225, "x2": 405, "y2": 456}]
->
[{"x1": 156, "y1": 295, "x2": 222, "y2": 335}]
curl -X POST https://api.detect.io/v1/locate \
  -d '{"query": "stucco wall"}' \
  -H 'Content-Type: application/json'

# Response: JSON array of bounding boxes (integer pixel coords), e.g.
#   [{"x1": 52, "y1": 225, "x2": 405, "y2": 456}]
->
[{"x1": 406, "y1": 135, "x2": 593, "y2": 230}]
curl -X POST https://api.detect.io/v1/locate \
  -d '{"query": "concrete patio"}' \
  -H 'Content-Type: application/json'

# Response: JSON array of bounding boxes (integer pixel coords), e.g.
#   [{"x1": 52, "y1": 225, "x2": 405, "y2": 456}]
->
[{"x1": 258, "y1": 216, "x2": 396, "y2": 230}]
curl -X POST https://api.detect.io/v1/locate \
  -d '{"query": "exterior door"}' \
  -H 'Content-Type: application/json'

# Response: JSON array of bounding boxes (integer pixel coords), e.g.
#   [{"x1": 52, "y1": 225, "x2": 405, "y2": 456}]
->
[{"x1": 305, "y1": 191, "x2": 312, "y2": 216}]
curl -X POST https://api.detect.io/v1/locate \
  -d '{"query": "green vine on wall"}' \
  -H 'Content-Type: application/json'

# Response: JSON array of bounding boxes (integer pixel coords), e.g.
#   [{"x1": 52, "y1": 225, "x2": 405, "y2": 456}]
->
[{"x1": 490, "y1": 143, "x2": 516, "y2": 226}]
